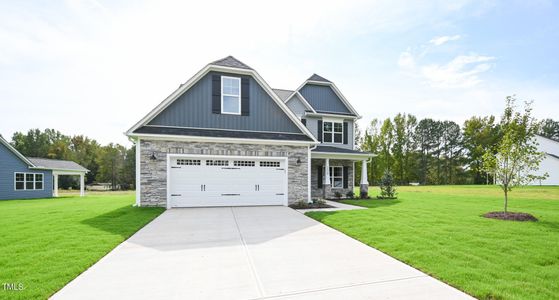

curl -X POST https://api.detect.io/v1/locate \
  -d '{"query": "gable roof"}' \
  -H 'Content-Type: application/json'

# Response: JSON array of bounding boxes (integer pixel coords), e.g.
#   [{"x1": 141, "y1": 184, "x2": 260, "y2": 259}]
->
[
  {"x1": 28, "y1": 157, "x2": 89, "y2": 172},
  {"x1": 272, "y1": 88, "x2": 294, "y2": 101},
  {"x1": 0, "y1": 135, "x2": 35, "y2": 166},
  {"x1": 284, "y1": 74, "x2": 361, "y2": 118},
  {"x1": 210, "y1": 56, "x2": 253, "y2": 70},
  {"x1": 307, "y1": 73, "x2": 331, "y2": 83},
  {"x1": 126, "y1": 56, "x2": 318, "y2": 143}
]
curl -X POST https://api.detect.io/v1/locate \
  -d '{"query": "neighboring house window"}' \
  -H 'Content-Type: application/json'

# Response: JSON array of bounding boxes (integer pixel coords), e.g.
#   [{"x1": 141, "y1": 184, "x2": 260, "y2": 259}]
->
[
  {"x1": 221, "y1": 76, "x2": 241, "y2": 114},
  {"x1": 323, "y1": 121, "x2": 343, "y2": 143},
  {"x1": 14, "y1": 172, "x2": 44, "y2": 191},
  {"x1": 323, "y1": 166, "x2": 344, "y2": 188}
]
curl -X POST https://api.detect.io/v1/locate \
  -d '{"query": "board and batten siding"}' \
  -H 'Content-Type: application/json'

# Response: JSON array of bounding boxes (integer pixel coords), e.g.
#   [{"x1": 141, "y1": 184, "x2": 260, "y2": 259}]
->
[
  {"x1": 0, "y1": 143, "x2": 52, "y2": 200},
  {"x1": 299, "y1": 84, "x2": 351, "y2": 114},
  {"x1": 148, "y1": 72, "x2": 302, "y2": 134}
]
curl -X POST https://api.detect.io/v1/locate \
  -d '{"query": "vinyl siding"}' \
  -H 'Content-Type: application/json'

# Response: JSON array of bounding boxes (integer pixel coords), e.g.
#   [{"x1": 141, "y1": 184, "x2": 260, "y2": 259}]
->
[
  {"x1": 299, "y1": 83, "x2": 351, "y2": 114},
  {"x1": 306, "y1": 117, "x2": 354, "y2": 150},
  {"x1": 148, "y1": 72, "x2": 303, "y2": 134},
  {"x1": 286, "y1": 95, "x2": 308, "y2": 117},
  {"x1": 0, "y1": 143, "x2": 52, "y2": 200}
]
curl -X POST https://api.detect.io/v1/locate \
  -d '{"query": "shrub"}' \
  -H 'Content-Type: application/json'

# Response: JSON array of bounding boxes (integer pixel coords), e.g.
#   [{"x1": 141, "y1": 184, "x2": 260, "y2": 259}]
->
[
  {"x1": 334, "y1": 191, "x2": 342, "y2": 199},
  {"x1": 346, "y1": 191, "x2": 355, "y2": 199},
  {"x1": 360, "y1": 191, "x2": 369, "y2": 199},
  {"x1": 378, "y1": 171, "x2": 397, "y2": 199}
]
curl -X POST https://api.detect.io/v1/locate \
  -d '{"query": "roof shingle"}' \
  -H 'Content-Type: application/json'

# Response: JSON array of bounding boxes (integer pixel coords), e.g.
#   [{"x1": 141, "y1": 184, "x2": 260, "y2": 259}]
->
[
  {"x1": 307, "y1": 74, "x2": 331, "y2": 83},
  {"x1": 27, "y1": 157, "x2": 89, "y2": 172},
  {"x1": 210, "y1": 56, "x2": 253, "y2": 70}
]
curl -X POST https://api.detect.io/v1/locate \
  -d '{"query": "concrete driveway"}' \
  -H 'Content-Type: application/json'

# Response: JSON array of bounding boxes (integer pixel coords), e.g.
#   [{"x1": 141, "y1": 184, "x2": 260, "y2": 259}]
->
[{"x1": 52, "y1": 206, "x2": 473, "y2": 299}]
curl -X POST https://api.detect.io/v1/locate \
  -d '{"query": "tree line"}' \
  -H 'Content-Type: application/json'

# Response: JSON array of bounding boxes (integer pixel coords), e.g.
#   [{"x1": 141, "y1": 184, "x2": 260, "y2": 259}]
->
[
  {"x1": 9, "y1": 129, "x2": 135, "y2": 190},
  {"x1": 355, "y1": 112, "x2": 558, "y2": 186}
]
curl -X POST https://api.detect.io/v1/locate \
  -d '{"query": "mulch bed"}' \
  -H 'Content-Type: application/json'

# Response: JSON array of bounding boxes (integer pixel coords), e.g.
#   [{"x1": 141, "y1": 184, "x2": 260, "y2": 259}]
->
[
  {"x1": 289, "y1": 202, "x2": 334, "y2": 209},
  {"x1": 483, "y1": 211, "x2": 538, "y2": 222}
]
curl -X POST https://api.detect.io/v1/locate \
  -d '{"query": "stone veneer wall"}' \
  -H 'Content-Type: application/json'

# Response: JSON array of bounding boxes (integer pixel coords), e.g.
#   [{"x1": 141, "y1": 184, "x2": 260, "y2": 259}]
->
[
  {"x1": 310, "y1": 159, "x2": 354, "y2": 199},
  {"x1": 139, "y1": 139, "x2": 309, "y2": 207}
]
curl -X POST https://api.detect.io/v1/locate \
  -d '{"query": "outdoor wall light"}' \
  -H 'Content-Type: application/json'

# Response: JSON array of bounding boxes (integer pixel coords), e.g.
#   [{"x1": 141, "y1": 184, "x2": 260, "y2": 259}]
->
[
  {"x1": 296, "y1": 158, "x2": 302, "y2": 165},
  {"x1": 150, "y1": 152, "x2": 157, "y2": 160}
]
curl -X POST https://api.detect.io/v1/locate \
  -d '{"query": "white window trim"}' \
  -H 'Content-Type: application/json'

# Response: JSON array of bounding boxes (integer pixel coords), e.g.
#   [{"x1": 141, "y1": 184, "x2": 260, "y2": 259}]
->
[
  {"x1": 323, "y1": 166, "x2": 344, "y2": 189},
  {"x1": 221, "y1": 76, "x2": 241, "y2": 115},
  {"x1": 14, "y1": 172, "x2": 44, "y2": 191},
  {"x1": 322, "y1": 121, "x2": 344, "y2": 144}
]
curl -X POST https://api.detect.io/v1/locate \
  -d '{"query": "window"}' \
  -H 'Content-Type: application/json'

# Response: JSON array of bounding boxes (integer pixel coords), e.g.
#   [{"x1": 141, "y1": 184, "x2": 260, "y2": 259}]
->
[
  {"x1": 323, "y1": 121, "x2": 343, "y2": 144},
  {"x1": 221, "y1": 76, "x2": 241, "y2": 114},
  {"x1": 177, "y1": 159, "x2": 201, "y2": 166},
  {"x1": 15, "y1": 173, "x2": 24, "y2": 190},
  {"x1": 260, "y1": 161, "x2": 280, "y2": 167},
  {"x1": 14, "y1": 172, "x2": 44, "y2": 191},
  {"x1": 324, "y1": 166, "x2": 344, "y2": 189},
  {"x1": 206, "y1": 160, "x2": 229, "y2": 166},
  {"x1": 234, "y1": 160, "x2": 255, "y2": 167}
]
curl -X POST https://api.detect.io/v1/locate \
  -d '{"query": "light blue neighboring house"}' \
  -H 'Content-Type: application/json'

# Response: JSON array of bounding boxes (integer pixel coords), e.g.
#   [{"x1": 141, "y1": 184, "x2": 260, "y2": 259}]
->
[
  {"x1": 0, "y1": 135, "x2": 89, "y2": 200},
  {"x1": 126, "y1": 56, "x2": 374, "y2": 208}
]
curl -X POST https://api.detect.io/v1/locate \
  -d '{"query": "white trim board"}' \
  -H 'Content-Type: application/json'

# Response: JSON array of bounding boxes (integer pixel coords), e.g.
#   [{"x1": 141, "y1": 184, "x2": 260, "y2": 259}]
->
[
  {"x1": 125, "y1": 64, "x2": 317, "y2": 143},
  {"x1": 127, "y1": 133, "x2": 317, "y2": 146}
]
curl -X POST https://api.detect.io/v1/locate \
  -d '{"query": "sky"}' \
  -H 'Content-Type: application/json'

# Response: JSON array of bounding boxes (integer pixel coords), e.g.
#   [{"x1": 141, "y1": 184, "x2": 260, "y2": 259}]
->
[{"x1": 1, "y1": 0, "x2": 558, "y2": 145}]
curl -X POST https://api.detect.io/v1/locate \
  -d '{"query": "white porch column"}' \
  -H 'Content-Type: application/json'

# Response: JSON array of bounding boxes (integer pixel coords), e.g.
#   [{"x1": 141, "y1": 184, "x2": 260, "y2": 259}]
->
[
  {"x1": 361, "y1": 160, "x2": 368, "y2": 184},
  {"x1": 53, "y1": 174, "x2": 59, "y2": 197},
  {"x1": 80, "y1": 173, "x2": 85, "y2": 197},
  {"x1": 360, "y1": 159, "x2": 369, "y2": 198},
  {"x1": 324, "y1": 158, "x2": 331, "y2": 184}
]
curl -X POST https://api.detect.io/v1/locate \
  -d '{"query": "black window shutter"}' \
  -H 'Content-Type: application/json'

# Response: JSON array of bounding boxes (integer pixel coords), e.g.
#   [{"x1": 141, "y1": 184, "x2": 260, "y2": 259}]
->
[
  {"x1": 343, "y1": 122, "x2": 349, "y2": 144},
  {"x1": 212, "y1": 75, "x2": 221, "y2": 114},
  {"x1": 343, "y1": 166, "x2": 349, "y2": 189},
  {"x1": 301, "y1": 118, "x2": 307, "y2": 126},
  {"x1": 317, "y1": 166, "x2": 323, "y2": 188},
  {"x1": 318, "y1": 120, "x2": 323, "y2": 142},
  {"x1": 241, "y1": 77, "x2": 249, "y2": 116}
]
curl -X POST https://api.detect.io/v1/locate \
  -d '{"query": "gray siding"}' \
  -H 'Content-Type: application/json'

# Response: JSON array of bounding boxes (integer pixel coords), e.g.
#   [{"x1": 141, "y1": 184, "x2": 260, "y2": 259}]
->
[
  {"x1": 0, "y1": 143, "x2": 52, "y2": 200},
  {"x1": 148, "y1": 72, "x2": 302, "y2": 134},
  {"x1": 299, "y1": 84, "x2": 351, "y2": 114},
  {"x1": 285, "y1": 95, "x2": 308, "y2": 117},
  {"x1": 306, "y1": 117, "x2": 354, "y2": 150}
]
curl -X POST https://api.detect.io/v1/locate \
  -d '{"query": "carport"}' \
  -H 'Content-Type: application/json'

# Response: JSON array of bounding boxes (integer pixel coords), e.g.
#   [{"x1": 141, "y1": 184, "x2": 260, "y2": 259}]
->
[{"x1": 28, "y1": 158, "x2": 89, "y2": 197}]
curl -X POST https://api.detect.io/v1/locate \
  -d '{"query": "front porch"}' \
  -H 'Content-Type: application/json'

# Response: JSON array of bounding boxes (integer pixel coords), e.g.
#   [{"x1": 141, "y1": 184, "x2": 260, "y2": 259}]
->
[{"x1": 310, "y1": 146, "x2": 374, "y2": 199}]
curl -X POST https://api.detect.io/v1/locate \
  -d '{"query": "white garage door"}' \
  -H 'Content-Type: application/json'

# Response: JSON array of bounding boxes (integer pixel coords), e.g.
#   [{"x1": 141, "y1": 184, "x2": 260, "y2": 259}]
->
[{"x1": 168, "y1": 156, "x2": 287, "y2": 207}]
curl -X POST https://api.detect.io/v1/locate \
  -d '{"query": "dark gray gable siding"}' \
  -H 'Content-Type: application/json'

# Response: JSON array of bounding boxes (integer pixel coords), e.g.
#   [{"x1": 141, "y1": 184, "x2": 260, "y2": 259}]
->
[
  {"x1": 0, "y1": 143, "x2": 52, "y2": 200},
  {"x1": 147, "y1": 72, "x2": 303, "y2": 134},
  {"x1": 299, "y1": 83, "x2": 351, "y2": 114}
]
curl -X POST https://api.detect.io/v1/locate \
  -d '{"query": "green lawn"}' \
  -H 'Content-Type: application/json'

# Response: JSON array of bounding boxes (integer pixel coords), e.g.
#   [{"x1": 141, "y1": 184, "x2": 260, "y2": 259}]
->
[
  {"x1": 307, "y1": 185, "x2": 559, "y2": 300},
  {"x1": 0, "y1": 192, "x2": 164, "y2": 300}
]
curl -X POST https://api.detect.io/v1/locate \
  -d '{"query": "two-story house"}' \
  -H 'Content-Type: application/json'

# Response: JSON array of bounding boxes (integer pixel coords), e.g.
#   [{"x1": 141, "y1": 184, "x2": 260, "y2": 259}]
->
[{"x1": 126, "y1": 56, "x2": 373, "y2": 208}]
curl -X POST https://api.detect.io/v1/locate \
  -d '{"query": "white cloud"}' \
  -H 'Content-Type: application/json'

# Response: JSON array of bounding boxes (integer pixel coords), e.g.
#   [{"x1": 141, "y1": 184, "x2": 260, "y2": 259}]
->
[
  {"x1": 397, "y1": 50, "x2": 415, "y2": 69},
  {"x1": 421, "y1": 55, "x2": 495, "y2": 88},
  {"x1": 429, "y1": 34, "x2": 461, "y2": 46}
]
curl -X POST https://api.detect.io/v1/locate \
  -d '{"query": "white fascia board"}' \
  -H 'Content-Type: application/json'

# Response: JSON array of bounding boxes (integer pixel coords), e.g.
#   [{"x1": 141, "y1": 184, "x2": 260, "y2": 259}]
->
[
  {"x1": 126, "y1": 65, "x2": 318, "y2": 143},
  {"x1": 304, "y1": 112, "x2": 359, "y2": 119},
  {"x1": 47, "y1": 169, "x2": 89, "y2": 174},
  {"x1": 0, "y1": 136, "x2": 36, "y2": 167},
  {"x1": 128, "y1": 133, "x2": 318, "y2": 146},
  {"x1": 311, "y1": 152, "x2": 375, "y2": 160}
]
